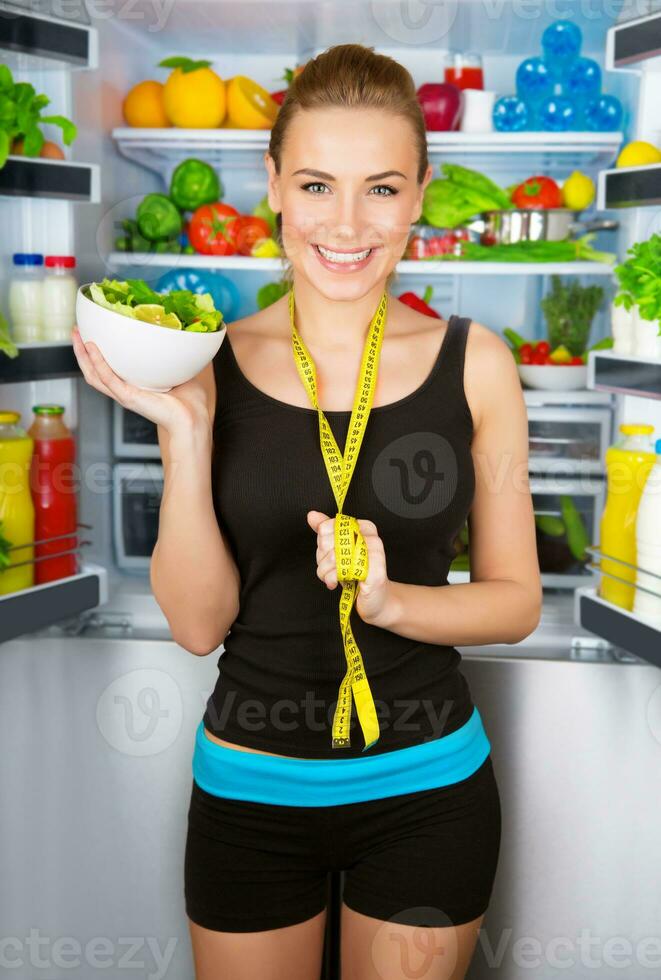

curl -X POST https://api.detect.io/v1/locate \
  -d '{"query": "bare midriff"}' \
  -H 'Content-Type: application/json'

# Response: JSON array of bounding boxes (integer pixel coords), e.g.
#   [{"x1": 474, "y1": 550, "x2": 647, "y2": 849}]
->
[{"x1": 203, "y1": 727, "x2": 301, "y2": 759}]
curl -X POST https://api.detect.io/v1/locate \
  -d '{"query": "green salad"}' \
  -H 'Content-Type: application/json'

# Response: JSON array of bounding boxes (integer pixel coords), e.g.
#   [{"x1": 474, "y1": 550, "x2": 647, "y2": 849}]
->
[{"x1": 86, "y1": 278, "x2": 224, "y2": 333}]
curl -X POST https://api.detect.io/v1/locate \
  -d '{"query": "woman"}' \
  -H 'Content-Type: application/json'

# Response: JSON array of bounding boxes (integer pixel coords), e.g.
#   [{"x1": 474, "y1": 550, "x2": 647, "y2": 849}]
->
[{"x1": 74, "y1": 43, "x2": 541, "y2": 980}]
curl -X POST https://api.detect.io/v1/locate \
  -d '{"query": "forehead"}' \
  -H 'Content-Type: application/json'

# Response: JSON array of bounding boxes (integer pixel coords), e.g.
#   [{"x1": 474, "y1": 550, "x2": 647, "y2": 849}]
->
[{"x1": 283, "y1": 106, "x2": 416, "y2": 176}]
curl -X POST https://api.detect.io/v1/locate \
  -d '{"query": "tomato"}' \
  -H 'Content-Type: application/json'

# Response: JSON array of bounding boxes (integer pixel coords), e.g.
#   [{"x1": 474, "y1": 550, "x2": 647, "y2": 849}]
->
[
  {"x1": 568, "y1": 355, "x2": 585, "y2": 365},
  {"x1": 519, "y1": 343, "x2": 533, "y2": 358},
  {"x1": 520, "y1": 350, "x2": 533, "y2": 364},
  {"x1": 427, "y1": 234, "x2": 458, "y2": 255},
  {"x1": 231, "y1": 215, "x2": 273, "y2": 256},
  {"x1": 535, "y1": 340, "x2": 551, "y2": 356},
  {"x1": 189, "y1": 203, "x2": 240, "y2": 255},
  {"x1": 407, "y1": 235, "x2": 429, "y2": 259},
  {"x1": 532, "y1": 348, "x2": 549, "y2": 364},
  {"x1": 511, "y1": 175, "x2": 563, "y2": 210}
]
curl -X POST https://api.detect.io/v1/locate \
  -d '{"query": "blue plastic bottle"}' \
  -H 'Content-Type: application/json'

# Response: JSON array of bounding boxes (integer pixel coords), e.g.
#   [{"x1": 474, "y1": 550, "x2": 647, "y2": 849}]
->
[
  {"x1": 537, "y1": 95, "x2": 576, "y2": 131},
  {"x1": 541, "y1": 20, "x2": 582, "y2": 80},
  {"x1": 582, "y1": 94, "x2": 624, "y2": 131},
  {"x1": 516, "y1": 56, "x2": 553, "y2": 108},
  {"x1": 493, "y1": 95, "x2": 531, "y2": 132}
]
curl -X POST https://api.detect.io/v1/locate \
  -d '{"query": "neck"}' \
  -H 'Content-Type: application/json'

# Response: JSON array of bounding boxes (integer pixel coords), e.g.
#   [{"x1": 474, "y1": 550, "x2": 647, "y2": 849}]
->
[{"x1": 289, "y1": 275, "x2": 387, "y2": 354}]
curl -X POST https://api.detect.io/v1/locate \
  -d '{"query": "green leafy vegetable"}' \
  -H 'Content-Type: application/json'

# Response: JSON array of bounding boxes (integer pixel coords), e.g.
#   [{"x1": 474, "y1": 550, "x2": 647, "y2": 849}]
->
[
  {"x1": 421, "y1": 234, "x2": 615, "y2": 264},
  {"x1": 0, "y1": 310, "x2": 18, "y2": 359},
  {"x1": 169, "y1": 159, "x2": 221, "y2": 211},
  {"x1": 422, "y1": 163, "x2": 513, "y2": 228},
  {"x1": 0, "y1": 64, "x2": 76, "y2": 169},
  {"x1": 613, "y1": 233, "x2": 661, "y2": 334},
  {"x1": 136, "y1": 194, "x2": 182, "y2": 242},
  {"x1": 86, "y1": 278, "x2": 224, "y2": 333},
  {"x1": 257, "y1": 281, "x2": 289, "y2": 309}
]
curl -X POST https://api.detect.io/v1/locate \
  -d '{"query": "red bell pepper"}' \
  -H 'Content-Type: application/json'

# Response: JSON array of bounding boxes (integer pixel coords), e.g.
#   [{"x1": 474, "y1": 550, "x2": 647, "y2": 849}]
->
[{"x1": 397, "y1": 285, "x2": 441, "y2": 318}]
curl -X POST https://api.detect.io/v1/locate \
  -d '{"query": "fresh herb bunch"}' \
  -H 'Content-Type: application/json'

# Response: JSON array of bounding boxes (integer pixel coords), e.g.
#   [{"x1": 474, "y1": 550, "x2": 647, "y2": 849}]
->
[
  {"x1": 0, "y1": 64, "x2": 77, "y2": 168},
  {"x1": 540, "y1": 276, "x2": 605, "y2": 356},
  {"x1": 613, "y1": 233, "x2": 661, "y2": 333}
]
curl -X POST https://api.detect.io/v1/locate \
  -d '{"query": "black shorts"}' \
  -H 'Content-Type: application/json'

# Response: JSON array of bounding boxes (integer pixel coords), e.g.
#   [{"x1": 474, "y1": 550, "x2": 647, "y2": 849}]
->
[{"x1": 184, "y1": 753, "x2": 502, "y2": 933}]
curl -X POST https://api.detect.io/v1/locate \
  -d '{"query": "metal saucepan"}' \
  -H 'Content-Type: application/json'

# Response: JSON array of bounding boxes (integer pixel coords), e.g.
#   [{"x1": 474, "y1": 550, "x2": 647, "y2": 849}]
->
[{"x1": 467, "y1": 209, "x2": 619, "y2": 245}]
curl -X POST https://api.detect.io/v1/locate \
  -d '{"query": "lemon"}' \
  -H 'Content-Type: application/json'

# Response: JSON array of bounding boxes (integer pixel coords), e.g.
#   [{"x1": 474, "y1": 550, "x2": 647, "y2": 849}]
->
[
  {"x1": 133, "y1": 305, "x2": 183, "y2": 330},
  {"x1": 616, "y1": 140, "x2": 661, "y2": 168},
  {"x1": 251, "y1": 237, "x2": 281, "y2": 257},
  {"x1": 122, "y1": 80, "x2": 170, "y2": 128},
  {"x1": 549, "y1": 345, "x2": 572, "y2": 364},
  {"x1": 225, "y1": 76, "x2": 279, "y2": 129},
  {"x1": 163, "y1": 66, "x2": 226, "y2": 128},
  {"x1": 561, "y1": 170, "x2": 595, "y2": 211}
]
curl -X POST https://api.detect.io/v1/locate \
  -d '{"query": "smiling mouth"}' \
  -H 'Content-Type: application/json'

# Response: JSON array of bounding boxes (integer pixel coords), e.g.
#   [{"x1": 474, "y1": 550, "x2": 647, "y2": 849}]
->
[{"x1": 313, "y1": 243, "x2": 379, "y2": 263}]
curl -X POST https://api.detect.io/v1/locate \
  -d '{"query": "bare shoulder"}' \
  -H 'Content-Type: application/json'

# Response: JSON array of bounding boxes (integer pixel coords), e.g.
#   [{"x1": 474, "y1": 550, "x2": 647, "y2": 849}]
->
[{"x1": 464, "y1": 319, "x2": 524, "y2": 431}]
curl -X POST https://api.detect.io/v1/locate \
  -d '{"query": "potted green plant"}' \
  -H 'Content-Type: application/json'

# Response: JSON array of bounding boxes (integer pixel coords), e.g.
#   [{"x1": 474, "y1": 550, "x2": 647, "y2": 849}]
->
[
  {"x1": 540, "y1": 276, "x2": 605, "y2": 357},
  {"x1": 613, "y1": 233, "x2": 661, "y2": 359}
]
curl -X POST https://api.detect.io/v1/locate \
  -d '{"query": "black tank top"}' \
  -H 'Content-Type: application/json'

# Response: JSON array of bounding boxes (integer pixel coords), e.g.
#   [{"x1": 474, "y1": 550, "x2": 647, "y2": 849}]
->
[{"x1": 202, "y1": 312, "x2": 476, "y2": 758}]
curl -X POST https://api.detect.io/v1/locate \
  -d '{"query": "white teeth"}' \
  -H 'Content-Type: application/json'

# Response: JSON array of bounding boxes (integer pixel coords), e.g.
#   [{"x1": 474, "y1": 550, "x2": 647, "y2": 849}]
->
[{"x1": 316, "y1": 244, "x2": 371, "y2": 263}]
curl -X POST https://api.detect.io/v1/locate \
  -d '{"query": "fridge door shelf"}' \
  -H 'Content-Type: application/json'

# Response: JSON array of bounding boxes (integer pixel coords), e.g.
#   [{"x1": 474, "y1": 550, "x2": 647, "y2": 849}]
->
[
  {"x1": 0, "y1": 156, "x2": 100, "y2": 203},
  {"x1": 108, "y1": 251, "x2": 617, "y2": 277},
  {"x1": 597, "y1": 163, "x2": 661, "y2": 210},
  {"x1": 606, "y1": 9, "x2": 661, "y2": 70},
  {"x1": 0, "y1": 5, "x2": 98, "y2": 69},
  {"x1": 575, "y1": 588, "x2": 661, "y2": 669},
  {"x1": 112, "y1": 128, "x2": 622, "y2": 180},
  {"x1": 0, "y1": 561, "x2": 108, "y2": 645},
  {"x1": 0, "y1": 340, "x2": 80, "y2": 384},
  {"x1": 587, "y1": 348, "x2": 661, "y2": 400}
]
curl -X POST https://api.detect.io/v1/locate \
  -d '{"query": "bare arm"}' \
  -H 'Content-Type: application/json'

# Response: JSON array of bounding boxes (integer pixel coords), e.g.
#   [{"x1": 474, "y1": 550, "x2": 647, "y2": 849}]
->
[
  {"x1": 373, "y1": 322, "x2": 543, "y2": 645},
  {"x1": 150, "y1": 362, "x2": 241, "y2": 656}
]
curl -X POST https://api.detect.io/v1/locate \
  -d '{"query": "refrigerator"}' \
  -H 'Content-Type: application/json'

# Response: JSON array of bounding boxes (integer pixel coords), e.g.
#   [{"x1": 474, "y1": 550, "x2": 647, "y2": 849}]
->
[{"x1": 1, "y1": 2, "x2": 661, "y2": 978}]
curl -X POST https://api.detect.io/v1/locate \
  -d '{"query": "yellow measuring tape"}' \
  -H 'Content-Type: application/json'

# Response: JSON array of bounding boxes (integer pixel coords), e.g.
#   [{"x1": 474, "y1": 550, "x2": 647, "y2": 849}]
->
[{"x1": 289, "y1": 287, "x2": 388, "y2": 752}]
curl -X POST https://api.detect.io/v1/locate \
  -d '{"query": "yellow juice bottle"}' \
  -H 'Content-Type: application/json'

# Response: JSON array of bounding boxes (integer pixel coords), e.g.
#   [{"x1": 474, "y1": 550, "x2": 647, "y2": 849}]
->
[
  {"x1": 599, "y1": 423, "x2": 656, "y2": 609},
  {"x1": 0, "y1": 411, "x2": 35, "y2": 596}
]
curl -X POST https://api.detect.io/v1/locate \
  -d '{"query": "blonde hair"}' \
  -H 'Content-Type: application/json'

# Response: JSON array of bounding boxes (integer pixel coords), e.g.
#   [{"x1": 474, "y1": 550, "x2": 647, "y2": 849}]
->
[{"x1": 268, "y1": 43, "x2": 429, "y2": 291}]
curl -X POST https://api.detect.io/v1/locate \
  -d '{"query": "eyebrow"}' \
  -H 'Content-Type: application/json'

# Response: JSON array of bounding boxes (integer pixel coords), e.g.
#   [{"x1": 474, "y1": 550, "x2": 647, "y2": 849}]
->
[{"x1": 292, "y1": 168, "x2": 408, "y2": 181}]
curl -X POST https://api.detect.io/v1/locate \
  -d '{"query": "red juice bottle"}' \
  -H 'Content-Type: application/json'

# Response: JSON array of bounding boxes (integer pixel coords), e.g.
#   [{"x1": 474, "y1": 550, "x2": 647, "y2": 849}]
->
[{"x1": 28, "y1": 404, "x2": 78, "y2": 583}]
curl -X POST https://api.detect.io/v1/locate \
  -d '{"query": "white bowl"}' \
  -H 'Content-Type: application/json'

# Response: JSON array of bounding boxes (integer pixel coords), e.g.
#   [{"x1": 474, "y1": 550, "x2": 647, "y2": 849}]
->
[
  {"x1": 75, "y1": 284, "x2": 226, "y2": 392},
  {"x1": 518, "y1": 363, "x2": 588, "y2": 391}
]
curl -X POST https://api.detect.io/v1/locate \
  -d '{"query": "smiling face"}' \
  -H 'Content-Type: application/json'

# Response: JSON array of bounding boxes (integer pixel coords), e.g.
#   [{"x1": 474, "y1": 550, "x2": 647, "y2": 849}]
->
[{"x1": 265, "y1": 106, "x2": 433, "y2": 301}]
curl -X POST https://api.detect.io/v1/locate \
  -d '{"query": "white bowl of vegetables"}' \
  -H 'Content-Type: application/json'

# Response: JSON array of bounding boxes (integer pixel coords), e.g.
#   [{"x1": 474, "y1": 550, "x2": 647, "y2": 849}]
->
[{"x1": 76, "y1": 278, "x2": 226, "y2": 392}]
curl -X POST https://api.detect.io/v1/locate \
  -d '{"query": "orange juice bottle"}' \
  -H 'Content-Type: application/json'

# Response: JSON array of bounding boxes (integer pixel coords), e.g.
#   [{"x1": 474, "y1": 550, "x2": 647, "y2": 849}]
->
[
  {"x1": 599, "y1": 423, "x2": 656, "y2": 609},
  {"x1": 0, "y1": 410, "x2": 35, "y2": 595}
]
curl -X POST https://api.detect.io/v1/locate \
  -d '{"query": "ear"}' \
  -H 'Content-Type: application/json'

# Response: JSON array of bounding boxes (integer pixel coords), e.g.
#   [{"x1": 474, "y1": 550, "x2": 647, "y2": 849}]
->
[{"x1": 264, "y1": 152, "x2": 282, "y2": 215}]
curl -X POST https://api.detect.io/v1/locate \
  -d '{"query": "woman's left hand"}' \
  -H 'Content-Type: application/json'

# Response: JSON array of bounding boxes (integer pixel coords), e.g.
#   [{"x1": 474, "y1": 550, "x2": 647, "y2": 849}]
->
[{"x1": 306, "y1": 510, "x2": 393, "y2": 628}]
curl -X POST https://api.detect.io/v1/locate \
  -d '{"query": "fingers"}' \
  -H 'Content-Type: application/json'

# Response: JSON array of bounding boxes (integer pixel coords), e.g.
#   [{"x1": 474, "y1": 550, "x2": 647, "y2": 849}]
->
[{"x1": 72, "y1": 326, "x2": 140, "y2": 409}]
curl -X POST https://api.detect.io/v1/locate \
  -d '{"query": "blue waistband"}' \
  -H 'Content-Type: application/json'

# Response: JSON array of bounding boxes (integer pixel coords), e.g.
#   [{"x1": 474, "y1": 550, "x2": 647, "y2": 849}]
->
[{"x1": 192, "y1": 706, "x2": 491, "y2": 807}]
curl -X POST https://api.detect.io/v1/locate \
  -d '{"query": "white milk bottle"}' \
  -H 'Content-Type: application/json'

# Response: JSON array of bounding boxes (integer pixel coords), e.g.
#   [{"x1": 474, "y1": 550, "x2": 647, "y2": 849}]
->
[
  {"x1": 633, "y1": 437, "x2": 661, "y2": 627},
  {"x1": 8, "y1": 253, "x2": 44, "y2": 343},
  {"x1": 42, "y1": 256, "x2": 78, "y2": 341}
]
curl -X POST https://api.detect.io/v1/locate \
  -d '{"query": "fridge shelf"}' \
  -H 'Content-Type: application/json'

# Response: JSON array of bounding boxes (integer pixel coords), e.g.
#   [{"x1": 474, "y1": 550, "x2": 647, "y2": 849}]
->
[
  {"x1": 587, "y1": 349, "x2": 661, "y2": 401},
  {"x1": 606, "y1": 9, "x2": 661, "y2": 69},
  {"x1": 108, "y1": 252, "x2": 616, "y2": 277},
  {"x1": 0, "y1": 561, "x2": 108, "y2": 646},
  {"x1": 0, "y1": 156, "x2": 100, "y2": 203},
  {"x1": 0, "y1": 340, "x2": 79, "y2": 385},
  {"x1": 112, "y1": 128, "x2": 622, "y2": 179},
  {"x1": 575, "y1": 588, "x2": 661, "y2": 669},
  {"x1": 0, "y1": 6, "x2": 97, "y2": 69},
  {"x1": 597, "y1": 163, "x2": 661, "y2": 210}
]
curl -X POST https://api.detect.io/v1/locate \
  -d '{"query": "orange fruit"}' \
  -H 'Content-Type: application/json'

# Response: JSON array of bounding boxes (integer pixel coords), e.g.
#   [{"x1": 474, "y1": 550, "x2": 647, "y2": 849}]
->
[
  {"x1": 225, "y1": 76, "x2": 279, "y2": 129},
  {"x1": 163, "y1": 66, "x2": 225, "y2": 128},
  {"x1": 122, "y1": 80, "x2": 170, "y2": 128}
]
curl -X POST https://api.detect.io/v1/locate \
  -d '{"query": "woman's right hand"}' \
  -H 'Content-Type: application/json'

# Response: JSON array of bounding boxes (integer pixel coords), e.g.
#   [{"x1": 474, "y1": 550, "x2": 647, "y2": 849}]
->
[{"x1": 72, "y1": 324, "x2": 212, "y2": 439}]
